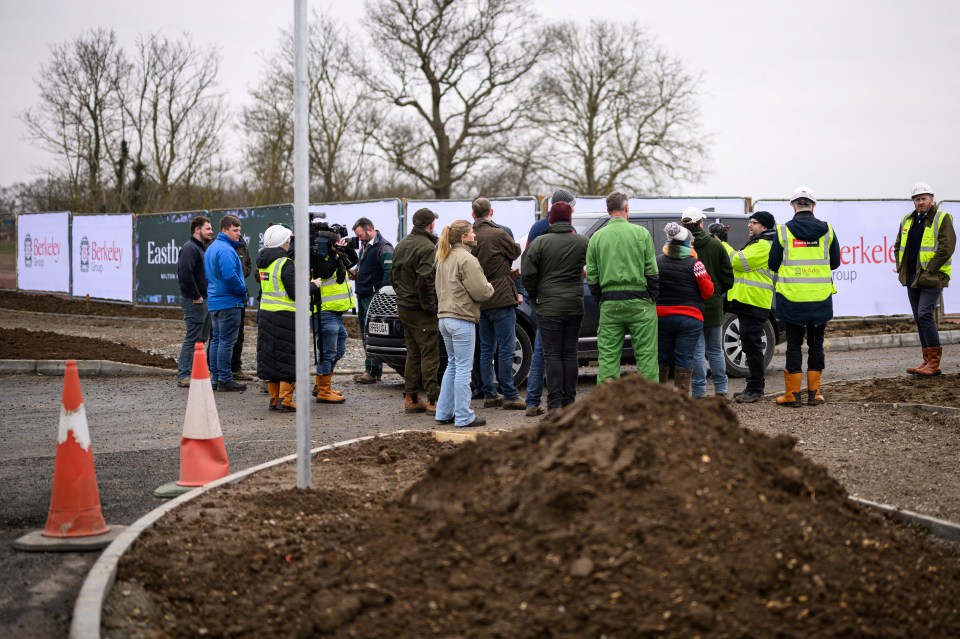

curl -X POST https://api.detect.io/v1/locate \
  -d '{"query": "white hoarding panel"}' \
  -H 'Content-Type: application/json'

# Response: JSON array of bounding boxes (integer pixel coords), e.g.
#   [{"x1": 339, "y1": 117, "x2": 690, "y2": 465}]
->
[
  {"x1": 752, "y1": 200, "x2": 959, "y2": 317},
  {"x1": 405, "y1": 198, "x2": 538, "y2": 241},
  {"x1": 17, "y1": 212, "x2": 71, "y2": 293},
  {"x1": 309, "y1": 200, "x2": 402, "y2": 247},
  {"x1": 550, "y1": 196, "x2": 747, "y2": 216},
  {"x1": 71, "y1": 214, "x2": 134, "y2": 302}
]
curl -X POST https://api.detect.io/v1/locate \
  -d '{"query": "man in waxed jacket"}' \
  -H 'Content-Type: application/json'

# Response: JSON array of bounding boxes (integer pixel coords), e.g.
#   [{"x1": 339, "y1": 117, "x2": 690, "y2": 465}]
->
[
  {"x1": 894, "y1": 181, "x2": 955, "y2": 378},
  {"x1": 391, "y1": 208, "x2": 441, "y2": 415},
  {"x1": 682, "y1": 207, "x2": 735, "y2": 399}
]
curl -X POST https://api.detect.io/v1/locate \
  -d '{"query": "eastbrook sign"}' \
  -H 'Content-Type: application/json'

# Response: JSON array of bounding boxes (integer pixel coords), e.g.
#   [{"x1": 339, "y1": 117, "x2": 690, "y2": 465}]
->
[
  {"x1": 146, "y1": 238, "x2": 180, "y2": 265},
  {"x1": 753, "y1": 199, "x2": 960, "y2": 316}
]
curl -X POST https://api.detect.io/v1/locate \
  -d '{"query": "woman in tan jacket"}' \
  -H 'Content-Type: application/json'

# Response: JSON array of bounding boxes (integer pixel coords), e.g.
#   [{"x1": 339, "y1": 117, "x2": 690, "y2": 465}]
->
[{"x1": 435, "y1": 220, "x2": 494, "y2": 427}]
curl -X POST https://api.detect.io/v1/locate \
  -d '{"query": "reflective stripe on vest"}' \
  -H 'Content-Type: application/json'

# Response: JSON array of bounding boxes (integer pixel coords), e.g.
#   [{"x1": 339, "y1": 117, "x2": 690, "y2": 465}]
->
[
  {"x1": 897, "y1": 210, "x2": 953, "y2": 277},
  {"x1": 727, "y1": 239, "x2": 775, "y2": 309},
  {"x1": 320, "y1": 275, "x2": 354, "y2": 312},
  {"x1": 775, "y1": 223, "x2": 836, "y2": 302},
  {"x1": 259, "y1": 257, "x2": 295, "y2": 312}
]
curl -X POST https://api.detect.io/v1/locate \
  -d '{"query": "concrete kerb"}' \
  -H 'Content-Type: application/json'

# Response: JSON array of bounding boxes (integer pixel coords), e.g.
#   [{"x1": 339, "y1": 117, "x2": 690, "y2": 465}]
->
[
  {"x1": 852, "y1": 497, "x2": 960, "y2": 543},
  {"x1": 69, "y1": 430, "x2": 417, "y2": 639}
]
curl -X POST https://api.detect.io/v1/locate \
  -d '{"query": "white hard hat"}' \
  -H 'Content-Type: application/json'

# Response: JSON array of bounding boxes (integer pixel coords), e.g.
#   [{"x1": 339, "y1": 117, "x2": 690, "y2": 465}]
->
[
  {"x1": 789, "y1": 186, "x2": 817, "y2": 204},
  {"x1": 681, "y1": 207, "x2": 706, "y2": 223},
  {"x1": 911, "y1": 182, "x2": 933, "y2": 198},
  {"x1": 263, "y1": 225, "x2": 293, "y2": 248}
]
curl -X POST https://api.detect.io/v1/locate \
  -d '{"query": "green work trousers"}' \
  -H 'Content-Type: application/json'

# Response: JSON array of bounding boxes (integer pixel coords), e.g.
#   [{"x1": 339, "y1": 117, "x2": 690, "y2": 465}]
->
[
  {"x1": 597, "y1": 298, "x2": 658, "y2": 383},
  {"x1": 398, "y1": 307, "x2": 441, "y2": 401}
]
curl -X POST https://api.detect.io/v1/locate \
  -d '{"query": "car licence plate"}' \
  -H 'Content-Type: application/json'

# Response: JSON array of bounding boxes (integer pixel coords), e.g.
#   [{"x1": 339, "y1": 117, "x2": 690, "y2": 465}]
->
[{"x1": 368, "y1": 321, "x2": 389, "y2": 335}]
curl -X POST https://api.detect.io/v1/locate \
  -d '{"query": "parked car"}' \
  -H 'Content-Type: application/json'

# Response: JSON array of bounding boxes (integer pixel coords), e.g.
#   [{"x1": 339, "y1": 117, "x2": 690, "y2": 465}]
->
[{"x1": 363, "y1": 210, "x2": 784, "y2": 384}]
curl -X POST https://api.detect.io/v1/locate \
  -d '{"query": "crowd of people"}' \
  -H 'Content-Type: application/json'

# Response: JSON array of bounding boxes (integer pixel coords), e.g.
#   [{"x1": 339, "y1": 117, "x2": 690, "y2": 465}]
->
[{"x1": 174, "y1": 182, "x2": 954, "y2": 424}]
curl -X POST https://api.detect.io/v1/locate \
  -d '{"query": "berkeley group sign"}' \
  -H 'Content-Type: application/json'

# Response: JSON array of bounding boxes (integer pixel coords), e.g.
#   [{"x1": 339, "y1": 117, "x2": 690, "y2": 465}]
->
[
  {"x1": 72, "y1": 214, "x2": 134, "y2": 302},
  {"x1": 17, "y1": 212, "x2": 70, "y2": 293}
]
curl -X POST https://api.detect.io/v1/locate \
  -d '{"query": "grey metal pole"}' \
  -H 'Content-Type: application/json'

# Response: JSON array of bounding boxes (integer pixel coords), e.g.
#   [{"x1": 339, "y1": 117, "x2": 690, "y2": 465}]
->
[{"x1": 293, "y1": 0, "x2": 311, "y2": 489}]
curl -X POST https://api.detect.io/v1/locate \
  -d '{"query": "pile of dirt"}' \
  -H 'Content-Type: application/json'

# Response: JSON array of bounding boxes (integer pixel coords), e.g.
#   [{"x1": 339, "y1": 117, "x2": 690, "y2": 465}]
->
[
  {"x1": 0, "y1": 290, "x2": 182, "y2": 319},
  {"x1": 108, "y1": 376, "x2": 960, "y2": 637},
  {"x1": 824, "y1": 372, "x2": 960, "y2": 409},
  {"x1": 827, "y1": 318, "x2": 960, "y2": 337},
  {"x1": 0, "y1": 327, "x2": 175, "y2": 369}
]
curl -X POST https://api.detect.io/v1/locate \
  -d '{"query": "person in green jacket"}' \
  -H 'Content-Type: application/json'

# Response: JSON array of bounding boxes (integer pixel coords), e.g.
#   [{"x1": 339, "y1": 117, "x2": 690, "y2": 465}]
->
[
  {"x1": 681, "y1": 208, "x2": 734, "y2": 399},
  {"x1": 521, "y1": 201, "x2": 589, "y2": 411},
  {"x1": 585, "y1": 191, "x2": 660, "y2": 383}
]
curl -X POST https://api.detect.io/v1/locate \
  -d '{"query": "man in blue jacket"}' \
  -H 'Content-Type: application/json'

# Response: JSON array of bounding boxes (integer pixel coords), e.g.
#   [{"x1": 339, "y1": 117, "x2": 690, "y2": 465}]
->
[{"x1": 204, "y1": 214, "x2": 249, "y2": 392}]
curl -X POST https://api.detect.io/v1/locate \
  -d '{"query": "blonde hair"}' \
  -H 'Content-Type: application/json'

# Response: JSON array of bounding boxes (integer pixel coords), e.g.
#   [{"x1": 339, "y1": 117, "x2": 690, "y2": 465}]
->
[{"x1": 437, "y1": 220, "x2": 473, "y2": 263}]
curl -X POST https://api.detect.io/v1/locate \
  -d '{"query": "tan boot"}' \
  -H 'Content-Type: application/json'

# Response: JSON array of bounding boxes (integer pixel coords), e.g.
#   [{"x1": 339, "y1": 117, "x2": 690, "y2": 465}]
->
[
  {"x1": 267, "y1": 382, "x2": 281, "y2": 411},
  {"x1": 915, "y1": 346, "x2": 943, "y2": 377},
  {"x1": 316, "y1": 373, "x2": 346, "y2": 404},
  {"x1": 659, "y1": 366, "x2": 670, "y2": 384},
  {"x1": 425, "y1": 399, "x2": 437, "y2": 416},
  {"x1": 776, "y1": 372, "x2": 803, "y2": 407},
  {"x1": 313, "y1": 374, "x2": 344, "y2": 398},
  {"x1": 906, "y1": 348, "x2": 929, "y2": 375},
  {"x1": 404, "y1": 392, "x2": 426, "y2": 413},
  {"x1": 806, "y1": 370, "x2": 825, "y2": 406},
  {"x1": 278, "y1": 381, "x2": 297, "y2": 412},
  {"x1": 673, "y1": 367, "x2": 692, "y2": 396}
]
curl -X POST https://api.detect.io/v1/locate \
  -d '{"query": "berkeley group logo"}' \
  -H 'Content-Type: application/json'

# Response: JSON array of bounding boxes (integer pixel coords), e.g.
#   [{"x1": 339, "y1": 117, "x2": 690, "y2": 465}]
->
[
  {"x1": 79, "y1": 235, "x2": 125, "y2": 273},
  {"x1": 23, "y1": 234, "x2": 32, "y2": 267},
  {"x1": 80, "y1": 236, "x2": 90, "y2": 272},
  {"x1": 23, "y1": 233, "x2": 63, "y2": 268}
]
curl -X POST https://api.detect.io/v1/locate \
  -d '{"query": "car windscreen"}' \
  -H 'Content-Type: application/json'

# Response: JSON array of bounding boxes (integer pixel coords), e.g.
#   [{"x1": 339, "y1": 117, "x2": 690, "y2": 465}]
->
[{"x1": 573, "y1": 216, "x2": 603, "y2": 236}]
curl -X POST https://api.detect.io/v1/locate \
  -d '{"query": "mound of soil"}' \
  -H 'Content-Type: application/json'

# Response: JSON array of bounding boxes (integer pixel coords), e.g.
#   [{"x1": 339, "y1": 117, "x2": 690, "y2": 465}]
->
[
  {"x1": 824, "y1": 373, "x2": 960, "y2": 409},
  {"x1": 107, "y1": 377, "x2": 960, "y2": 637},
  {"x1": 0, "y1": 290, "x2": 182, "y2": 319},
  {"x1": 827, "y1": 318, "x2": 960, "y2": 337},
  {"x1": 0, "y1": 327, "x2": 175, "y2": 369}
]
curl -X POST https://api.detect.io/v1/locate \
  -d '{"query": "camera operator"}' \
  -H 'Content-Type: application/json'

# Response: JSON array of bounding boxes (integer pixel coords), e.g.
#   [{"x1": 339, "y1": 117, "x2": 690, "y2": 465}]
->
[{"x1": 310, "y1": 222, "x2": 358, "y2": 403}]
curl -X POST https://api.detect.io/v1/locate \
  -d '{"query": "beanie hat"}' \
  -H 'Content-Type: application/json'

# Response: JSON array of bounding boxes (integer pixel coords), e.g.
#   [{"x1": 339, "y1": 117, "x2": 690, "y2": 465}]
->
[
  {"x1": 664, "y1": 222, "x2": 691, "y2": 245},
  {"x1": 548, "y1": 201, "x2": 573, "y2": 224},
  {"x1": 412, "y1": 207, "x2": 438, "y2": 227},
  {"x1": 263, "y1": 224, "x2": 293, "y2": 248},
  {"x1": 750, "y1": 211, "x2": 776, "y2": 230},
  {"x1": 681, "y1": 207, "x2": 706, "y2": 224},
  {"x1": 551, "y1": 188, "x2": 577, "y2": 207}
]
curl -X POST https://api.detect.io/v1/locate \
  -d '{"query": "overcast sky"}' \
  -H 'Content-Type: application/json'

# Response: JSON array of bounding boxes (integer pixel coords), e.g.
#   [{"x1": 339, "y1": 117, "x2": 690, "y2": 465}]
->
[{"x1": 2, "y1": 0, "x2": 958, "y2": 201}]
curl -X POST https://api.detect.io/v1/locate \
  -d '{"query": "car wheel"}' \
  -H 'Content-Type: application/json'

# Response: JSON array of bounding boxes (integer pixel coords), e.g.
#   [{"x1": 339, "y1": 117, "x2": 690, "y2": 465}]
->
[{"x1": 722, "y1": 313, "x2": 775, "y2": 378}]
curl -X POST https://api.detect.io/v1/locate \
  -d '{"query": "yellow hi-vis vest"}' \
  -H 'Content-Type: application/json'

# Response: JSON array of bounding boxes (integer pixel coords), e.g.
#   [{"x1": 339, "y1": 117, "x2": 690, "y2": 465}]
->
[
  {"x1": 897, "y1": 209, "x2": 953, "y2": 278},
  {"x1": 258, "y1": 257, "x2": 295, "y2": 312},
  {"x1": 320, "y1": 274, "x2": 355, "y2": 312},
  {"x1": 727, "y1": 238, "x2": 775, "y2": 309},
  {"x1": 775, "y1": 223, "x2": 836, "y2": 302}
]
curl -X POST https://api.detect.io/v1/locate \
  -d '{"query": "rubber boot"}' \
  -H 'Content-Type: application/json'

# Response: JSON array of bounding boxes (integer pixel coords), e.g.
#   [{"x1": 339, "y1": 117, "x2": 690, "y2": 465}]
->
[
  {"x1": 806, "y1": 370, "x2": 825, "y2": 406},
  {"x1": 673, "y1": 367, "x2": 692, "y2": 396},
  {"x1": 278, "y1": 382, "x2": 297, "y2": 412},
  {"x1": 659, "y1": 366, "x2": 670, "y2": 384},
  {"x1": 313, "y1": 374, "x2": 343, "y2": 398},
  {"x1": 267, "y1": 382, "x2": 280, "y2": 411},
  {"x1": 776, "y1": 371, "x2": 803, "y2": 408},
  {"x1": 906, "y1": 348, "x2": 929, "y2": 375},
  {"x1": 404, "y1": 392, "x2": 426, "y2": 413},
  {"x1": 914, "y1": 346, "x2": 943, "y2": 377},
  {"x1": 316, "y1": 373, "x2": 346, "y2": 404}
]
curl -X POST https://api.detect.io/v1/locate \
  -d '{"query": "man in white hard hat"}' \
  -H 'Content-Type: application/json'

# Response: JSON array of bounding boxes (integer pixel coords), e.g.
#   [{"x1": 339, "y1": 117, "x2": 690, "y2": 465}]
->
[
  {"x1": 767, "y1": 186, "x2": 840, "y2": 407},
  {"x1": 893, "y1": 182, "x2": 955, "y2": 377}
]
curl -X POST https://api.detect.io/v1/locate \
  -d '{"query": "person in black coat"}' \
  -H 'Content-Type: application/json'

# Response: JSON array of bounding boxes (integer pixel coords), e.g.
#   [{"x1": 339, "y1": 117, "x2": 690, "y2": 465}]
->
[{"x1": 176, "y1": 215, "x2": 214, "y2": 386}]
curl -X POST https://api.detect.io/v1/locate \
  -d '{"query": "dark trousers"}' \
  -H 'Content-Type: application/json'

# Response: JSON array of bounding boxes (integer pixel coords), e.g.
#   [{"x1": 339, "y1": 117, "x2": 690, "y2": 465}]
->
[
  {"x1": 398, "y1": 307, "x2": 441, "y2": 401},
  {"x1": 539, "y1": 314, "x2": 582, "y2": 410},
  {"x1": 231, "y1": 306, "x2": 246, "y2": 372},
  {"x1": 785, "y1": 320, "x2": 826, "y2": 373},
  {"x1": 358, "y1": 295, "x2": 383, "y2": 376},
  {"x1": 907, "y1": 287, "x2": 941, "y2": 347},
  {"x1": 737, "y1": 313, "x2": 767, "y2": 393}
]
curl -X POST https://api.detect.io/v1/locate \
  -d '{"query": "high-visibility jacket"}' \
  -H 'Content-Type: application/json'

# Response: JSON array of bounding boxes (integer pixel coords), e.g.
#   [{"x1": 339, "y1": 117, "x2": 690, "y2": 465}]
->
[
  {"x1": 774, "y1": 223, "x2": 836, "y2": 302},
  {"x1": 720, "y1": 240, "x2": 735, "y2": 258},
  {"x1": 258, "y1": 257, "x2": 295, "y2": 313},
  {"x1": 728, "y1": 237, "x2": 775, "y2": 309},
  {"x1": 897, "y1": 209, "x2": 953, "y2": 279},
  {"x1": 320, "y1": 275, "x2": 355, "y2": 312}
]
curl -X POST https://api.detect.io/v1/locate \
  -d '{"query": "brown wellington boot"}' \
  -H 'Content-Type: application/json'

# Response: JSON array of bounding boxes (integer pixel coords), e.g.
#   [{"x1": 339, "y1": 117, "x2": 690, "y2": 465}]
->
[
  {"x1": 776, "y1": 371, "x2": 803, "y2": 408},
  {"x1": 316, "y1": 373, "x2": 346, "y2": 404},
  {"x1": 914, "y1": 346, "x2": 943, "y2": 378},
  {"x1": 278, "y1": 382, "x2": 297, "y2": 412},
  {"x1": 404, "y1": 392, "x2": 426, "y2": 413},
  {"x1": 267, "y1": 382, "x2": 281, "y2": 411},
  {"x1": 806, "y1": 370, "x2": 825, "y2": 406},
  {"x1": 673, "y1": 367, "x2": 692, "y2": 396},
  {"x1": 906, "y1": 348, "x2": 929, "y2": 375},
  {"x1": 659, "y1": 366, "x2": 670, "y2": 384}
]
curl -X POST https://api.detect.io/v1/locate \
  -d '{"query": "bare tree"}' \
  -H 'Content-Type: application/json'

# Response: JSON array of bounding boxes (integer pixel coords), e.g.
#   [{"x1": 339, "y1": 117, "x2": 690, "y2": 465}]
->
[
  {"x1": 19, "y1": 28, "x2": 129, "y2": 211},
  {"x1": 362, "y1": 0, "x2": 552, "y2": 198},
  {"x1": 527, "y1": 20, "x2": 707, "y2": 195}
]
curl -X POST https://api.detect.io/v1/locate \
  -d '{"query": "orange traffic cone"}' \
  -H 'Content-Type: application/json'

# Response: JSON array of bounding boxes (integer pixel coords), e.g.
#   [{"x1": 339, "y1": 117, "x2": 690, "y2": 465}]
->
[
  {"x1": 13, "y1": 361, "x2": 124, "y2": 551},
  {"x1": 155, "y1": 343, "x2": 230, "y2": 498}
]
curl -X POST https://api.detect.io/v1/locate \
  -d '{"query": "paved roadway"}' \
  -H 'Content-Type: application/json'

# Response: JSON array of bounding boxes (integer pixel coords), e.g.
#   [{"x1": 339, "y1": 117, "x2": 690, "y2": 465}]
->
[{"x1": 1, "y1": 342, "x2": 958, "y2": 638}]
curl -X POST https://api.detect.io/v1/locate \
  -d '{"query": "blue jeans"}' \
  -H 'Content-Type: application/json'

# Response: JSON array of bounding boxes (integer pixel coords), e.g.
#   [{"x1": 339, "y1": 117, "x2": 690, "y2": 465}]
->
[
  {"x1": 177, "y1": 296, "x2": 211, "y2": 379},
  {"x1": 314, "y1": 311, "x2": 347, "y2": 375},
  {"x1": 692, "y1": 324, "x2": 728, "y2": 397},
  {"x1": 478, "y1": 306, "x2": 519, "y2": 399},
  {"x1": 436, "y1": 318, "x2": 477, "y2": 427},
  {"x1": 657, "y1": 314, "x2": 703, "y2": 371},
  {"x1": 525, "y1": 330, "x2": 545, "y2": 407},
  {"x1": 209, "y1": 308, "x2": 242, "y2": 383}
]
